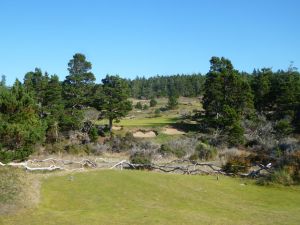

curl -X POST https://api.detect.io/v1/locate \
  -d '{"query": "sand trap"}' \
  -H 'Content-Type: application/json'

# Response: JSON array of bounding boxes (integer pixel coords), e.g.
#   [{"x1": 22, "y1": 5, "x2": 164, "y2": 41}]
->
[
  {"x1": 133, "y1": 130, "x2": 157, "y2": 138},
  {"x1": 162, "y1": 128, "x2": 185, "y2": 135},
  {"x1": 112, "y1": 126, "x2": 123, "y2": 131}
]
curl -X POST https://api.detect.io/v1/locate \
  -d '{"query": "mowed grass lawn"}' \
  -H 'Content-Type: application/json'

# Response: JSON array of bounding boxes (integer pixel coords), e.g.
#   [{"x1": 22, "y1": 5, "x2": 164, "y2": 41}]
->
[
  {"x1": 1, "y1": 170, "x2": 300, "y2": 225},
  {"x1": 96, "y1": 116, "x2": 178, "y2": 128}
]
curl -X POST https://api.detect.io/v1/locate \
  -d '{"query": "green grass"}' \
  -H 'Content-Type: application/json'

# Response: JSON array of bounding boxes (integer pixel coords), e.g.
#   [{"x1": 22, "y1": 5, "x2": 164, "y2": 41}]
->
[
  {"x1": 96, "y1": 116, "x2": 178, "y2": 128},
  {"x1": 1, "y1": 170, "x2": 300, "y2": 225},
  {"x1": 94, "y1": 97, "x2": 201, "y2": 129},
  {"x1": 119, "y1": 116, "x2": 178, "y2": 127}
]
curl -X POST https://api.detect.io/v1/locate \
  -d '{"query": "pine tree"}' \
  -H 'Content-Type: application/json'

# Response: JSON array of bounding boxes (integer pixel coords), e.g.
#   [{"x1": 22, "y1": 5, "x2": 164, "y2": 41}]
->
[
  {"x1": 93, "y1": 75, "x2": 132, "y2": 133},
  {"x1": 0, "y1": 80, "x2": 45, "y2": 162},
  {"x1": 63, "y1": 53, "x2": 95, "y2": 108},
  {"x1": 203, "y1": 57, "x2": 253, "y2": 145}
]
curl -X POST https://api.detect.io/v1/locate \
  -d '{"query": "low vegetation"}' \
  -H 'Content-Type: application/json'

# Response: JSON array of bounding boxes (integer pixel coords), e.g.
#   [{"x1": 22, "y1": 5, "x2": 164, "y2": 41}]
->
[{"x1": 1, "y1": 170, "x2": 300, "y2": 225}]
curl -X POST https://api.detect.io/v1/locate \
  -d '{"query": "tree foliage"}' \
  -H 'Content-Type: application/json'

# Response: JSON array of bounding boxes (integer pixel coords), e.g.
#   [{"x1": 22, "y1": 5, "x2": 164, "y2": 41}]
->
[
  {"x1": 63, "y1": 53, "x2": 95, "y2": 108},
  {"x1": 0, "y1": 81, "x2": 45, "y2": 162},
  {"x1": 93, "y1": 75, "x2": 132, "y2": 132},
  {"x1": 203, "y1": 57, "x2": 253, "y2": 144}
]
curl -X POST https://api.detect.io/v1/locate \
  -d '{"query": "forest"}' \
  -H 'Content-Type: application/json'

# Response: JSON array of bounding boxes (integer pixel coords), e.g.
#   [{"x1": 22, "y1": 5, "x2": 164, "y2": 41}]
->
[{"x1": 0, "y1": 54, "x2": 300, "y2": 186}]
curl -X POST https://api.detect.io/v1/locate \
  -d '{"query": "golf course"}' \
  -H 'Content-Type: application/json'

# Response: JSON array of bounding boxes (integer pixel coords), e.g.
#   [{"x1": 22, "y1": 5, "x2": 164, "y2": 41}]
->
[{"x1": 1, "y1": 170, "x2": 300, "y2": 225}]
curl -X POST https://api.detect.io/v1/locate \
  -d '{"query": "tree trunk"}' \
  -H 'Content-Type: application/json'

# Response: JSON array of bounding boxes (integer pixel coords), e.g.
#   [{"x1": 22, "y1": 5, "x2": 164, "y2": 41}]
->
[{"x1": 109, "y1": 118, "x2": 113, "y2": 135}]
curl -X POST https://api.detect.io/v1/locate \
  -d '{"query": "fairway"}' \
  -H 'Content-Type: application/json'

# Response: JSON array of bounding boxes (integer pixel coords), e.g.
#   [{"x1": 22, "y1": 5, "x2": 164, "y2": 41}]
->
[
  {"x1": 1, "y1": 170, "x2": 300, "y2": 225},
  {"x1": 96, "y1": 116, "x2": 178, "y2": 128}
]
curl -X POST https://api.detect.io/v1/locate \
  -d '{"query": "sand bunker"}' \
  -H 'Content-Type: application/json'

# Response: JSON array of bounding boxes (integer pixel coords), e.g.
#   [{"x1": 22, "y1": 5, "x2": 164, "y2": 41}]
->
[
  {"x1": 112, "y1": 126, "x2": 123, "y2": 131},
  {"x1": 133, "y1": 130, "x2": 157, "y2": 138},
  {"x1": 162, "y1": 128, "x2": 185, "y2": 135}
]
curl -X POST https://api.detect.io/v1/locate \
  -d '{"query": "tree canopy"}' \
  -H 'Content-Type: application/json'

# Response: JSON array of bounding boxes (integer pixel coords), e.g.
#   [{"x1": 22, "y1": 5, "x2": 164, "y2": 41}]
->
[{"x1": 93, "y1": 75, "x2": 132, "y2": 132}]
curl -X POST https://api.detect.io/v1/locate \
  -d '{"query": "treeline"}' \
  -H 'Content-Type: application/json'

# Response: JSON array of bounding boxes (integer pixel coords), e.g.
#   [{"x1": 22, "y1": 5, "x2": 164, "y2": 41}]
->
[
  {"x1": 128, "y1": 74, "x2": 205, "y2": 99},
  {"x1": 1, "y1": 53, "x2": 300, "y2": 167},
  {"x1": 202, "y1": 57, "x2": 300, "y2": 145},
  {"x1": 0, "y1": 53, "x2": 131, "y2": 162}
]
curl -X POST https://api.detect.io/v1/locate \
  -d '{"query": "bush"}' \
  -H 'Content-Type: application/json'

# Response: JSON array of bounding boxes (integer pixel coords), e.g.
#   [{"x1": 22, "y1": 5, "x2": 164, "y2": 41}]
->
[
  {"x1": 129, "y1": 151, "x2": 152, "y2": 165},
  {"x1": 150, "y1": 98, "x2": 157, "y2": 107},
  {"x1": 135, "y1": 102, "x2": 143, "y2": 110},
  {"x1": 159, "y1": 144, "x2": 185, "y2": 158},
  {"x1": 257, "y1": 169, "x2": 294, "y2": 186},
  {"x1": 222, "y1": 154, "x2": 250, "y2": 174},
  {"x1": 0, "y1": 147, "x2": 34, "y2": 163},
  {"x1": 45, "y1": 142, "x2": 65, "y2": 154},
  {"x1": 194, "y1": 143, "x2": 217, "y2": 161},
  {"x1": 270, "y1": 169, "x2": 294, "y2": 185},
  {"x1": 89, "y1": 127, "x2": 99, "y2": 143},
  {"x1": 64, "y1": 144, "x2": 92, "y2": 155},
  {"x1": 108, "y1": 132, "x2": 136, "y2": 152},
  {"x1": 154, "y1": 109, "x2": 161, "y2": 117},
  {"x1": 278, "y1": 151, "x2": 300, "y2": 183},
  {"x1": 167, "y1": 96, "x2": 178, "y2": 110},
  {"x1": 275, "y1": 119, "x2": 293, "y2": 138},
  {"x1": 143, "y1": 104, "x2": 149, "y2": 110}
]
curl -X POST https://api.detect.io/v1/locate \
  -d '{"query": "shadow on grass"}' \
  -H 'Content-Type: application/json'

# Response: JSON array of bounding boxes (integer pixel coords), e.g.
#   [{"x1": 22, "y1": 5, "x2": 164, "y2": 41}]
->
[{"x1": 172, "y1": 121, "x2": 201, "y2": 132}]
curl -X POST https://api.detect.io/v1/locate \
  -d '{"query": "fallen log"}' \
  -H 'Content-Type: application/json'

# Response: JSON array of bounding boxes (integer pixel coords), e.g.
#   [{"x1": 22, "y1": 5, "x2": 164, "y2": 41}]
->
[{"x1": 0, "y1": 157, "x2": 98, "y2": 172}]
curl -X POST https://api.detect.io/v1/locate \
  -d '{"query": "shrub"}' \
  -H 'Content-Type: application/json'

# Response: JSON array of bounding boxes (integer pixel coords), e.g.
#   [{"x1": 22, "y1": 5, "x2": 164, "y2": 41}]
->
[
  {"x1": 194, "y1": 143, "x2": 217, "y2": 161},
  {"x1": 89, "y1": 126, "x2": 99, "y2": 143},
  {"x1": 108, "y1": 132, "x2": 136, "y2": 152},
  {"x1": 270, "y1": 169, "x2": 294, "y2": 185},
  {"x1": 275, "y1": 119, "x2": 293, "y2": 138},
  {"x1": 89, "y1": 143, "x2": 110, "y2": 155},
  {"x1": 167, "y1": 96, "x2": 178, "y2": 110},
  {"x1": 158, "y1": 144, "x2": 185, "y2": 158},
  {"x1": 0, "y1": 147, "x2": 34, "y2": 163},
  {"x1": 257, "y1": 169, "x2": 294, "y2": 186},
  {"x1": 278, "y1": 151, "x2": 300, "y2": 183},
  {"x1": 150, "y1": 98, "x2": 157, "y2": 107},
  {"x1": 222, "y1": 154, "x2": 250, "y2": 174},
  {"x1": 135, "y1": 102, "x2": 143, "y2": 110},
  {"x1": 129, "y1": 151, "x2": 152, "y2": 165},
  {"x1": 64, "y1": 144, "x2": 92, "y2": 155},
  {"x1": 45, "y1": 142, "x2": 65, "y2": 154},
  {"x1": 143, "y1": 104, "x2": 149, "y2": 110},
  {"x1": 154, "y1": 109, "x2": 161, "y2": 117}
]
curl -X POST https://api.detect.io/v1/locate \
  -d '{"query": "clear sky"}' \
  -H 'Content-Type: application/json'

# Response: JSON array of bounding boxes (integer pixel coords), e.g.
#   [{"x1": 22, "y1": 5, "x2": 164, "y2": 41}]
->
[{"x1": 0, "y1": 0, "x2": 299, "y2": 85}]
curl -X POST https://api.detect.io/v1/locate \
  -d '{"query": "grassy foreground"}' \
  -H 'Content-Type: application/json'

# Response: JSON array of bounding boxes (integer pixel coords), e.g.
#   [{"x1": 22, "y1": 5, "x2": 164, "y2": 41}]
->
[{"x1": 1, "y1": 170, "x2": 300, "y2": 225}]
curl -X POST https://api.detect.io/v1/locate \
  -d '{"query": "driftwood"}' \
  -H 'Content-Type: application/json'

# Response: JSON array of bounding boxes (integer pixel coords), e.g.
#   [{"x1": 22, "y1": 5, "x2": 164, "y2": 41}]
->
[
  {"x1": 0, "y1": 158, "x2": 97, "y2": 172},
  {"x1": 109, "y1": 160, "x2": 225, "y2": 175},
  {"x1": 1, "y1": 157, "x2": 272, "y2": 177},
  {"x1": 0, "y1": 161, "x2": 62, "y2": 171},
  {"x1": 109, "y1": 159, "x2": 272, "y2": 177}
]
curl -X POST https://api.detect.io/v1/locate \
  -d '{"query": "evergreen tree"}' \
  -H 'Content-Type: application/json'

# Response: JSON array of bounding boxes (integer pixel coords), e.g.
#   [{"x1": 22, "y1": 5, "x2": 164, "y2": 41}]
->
[
  {"x1": 63, "y1": 53, "x2": 95, "y2": 108},
  {"x1": 203, "y1": 57, "x2": 253, "y2": 144},
  {"x1": 93, "y1": 75, "x2": 132, "y2": 133},
  {"x1": 0, "y1": 75, "x2": 6, "y2": 86},
  {"x1": 23, "y1": 68, "x2": 49, "y2": 105},
  {"x1": 43, "y1": 75, "x2": 64, "y2": 142},
  {"x1": 167, "y1": 95, "x2": 179, "y2": 110},
  {"x1": 0, "y1": 80, "x2": 45, "y2": 162},
  {"x1": 251, "y1": 68, "x2": 272, "y2": 112}
]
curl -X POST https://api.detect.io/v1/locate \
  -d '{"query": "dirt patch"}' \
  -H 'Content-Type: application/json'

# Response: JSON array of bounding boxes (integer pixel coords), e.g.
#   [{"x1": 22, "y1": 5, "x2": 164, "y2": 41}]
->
[
  {"x1": 162, "y1": 128, "x2": 185, "y2": 135},
  {"x1": 133, "y1": 130, "x2": 157, "y2": 138}
]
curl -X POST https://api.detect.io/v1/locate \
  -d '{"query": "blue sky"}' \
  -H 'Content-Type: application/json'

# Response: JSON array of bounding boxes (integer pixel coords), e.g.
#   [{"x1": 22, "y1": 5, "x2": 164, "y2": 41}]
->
[{"x1": 0, "y1": 0, "x2": 299, "y2": 85}]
